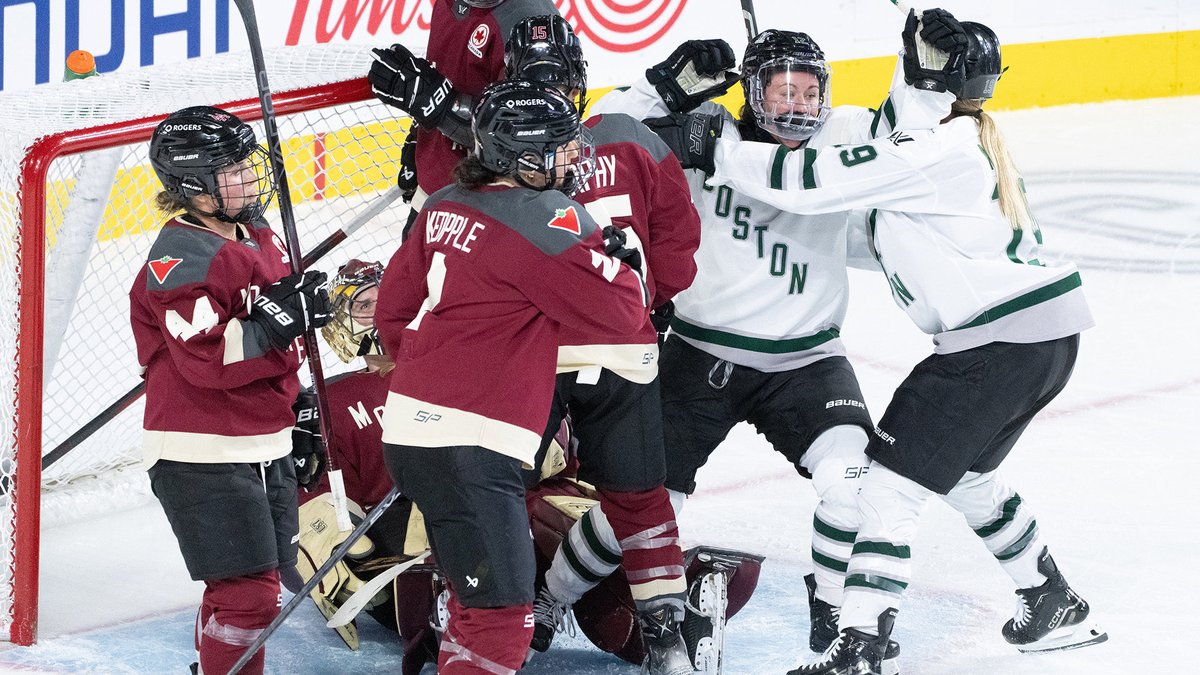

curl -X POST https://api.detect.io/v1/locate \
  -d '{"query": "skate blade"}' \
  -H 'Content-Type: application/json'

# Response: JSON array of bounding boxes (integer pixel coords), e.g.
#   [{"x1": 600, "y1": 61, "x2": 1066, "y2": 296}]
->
[{"x1": 1015, "y1": 621, "x2": 1108, "y2": 653}]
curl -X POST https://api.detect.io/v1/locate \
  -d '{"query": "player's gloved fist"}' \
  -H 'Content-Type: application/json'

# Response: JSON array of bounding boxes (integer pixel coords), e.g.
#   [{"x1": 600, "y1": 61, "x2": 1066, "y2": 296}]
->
[
  {"x1": 602, "y1": 225, "x2": 643, "y2": 273},
  {"x1": 251, "y1": 270, "x2": 332, "y2": 350},
  {"x1": 643, "y1": 112, "x2": 724, "y2": 174},
  {"x1": 902, "y1": 8, "x2": 967, "y2": 94},
  {"x1": 396, "y1": 132, "x2": 418, "y2": 203},
  {"x1": 369, "y1": 44, "x2": 457, "y2": 127},
  {"x1": 647, "y1": 39, "x2": 740, "y2": 113},
  {"x1": 291, "y1": 389, "x2": 326, "y2": 489}
]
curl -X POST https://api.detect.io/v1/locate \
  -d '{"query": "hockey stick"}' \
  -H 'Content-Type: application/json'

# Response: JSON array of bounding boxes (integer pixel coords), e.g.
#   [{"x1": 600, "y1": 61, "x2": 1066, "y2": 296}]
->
[
  {"x1": 887, "y1": 0, "x2": 913, "y2": 14},
  {"x1": 231, "y1": 0, "x2": 356, "y2": 531},
  {"x1": 227, "y1": 486, "x2": 404, "y2": 675},
  {"x1": 34, "y1": 185, "x2": 403, "y2": 477},
  {"x1": 324, "y1": 549, "x2": 432, "y2": 627},
  {"x1": 740, "y1": 0, "x2": 759, "y2": 39}
]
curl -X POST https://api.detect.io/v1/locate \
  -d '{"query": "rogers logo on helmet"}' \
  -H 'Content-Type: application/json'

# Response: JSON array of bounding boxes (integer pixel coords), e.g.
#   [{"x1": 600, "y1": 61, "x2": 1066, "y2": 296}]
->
[
  {"x1": 163, "y1": 123, "x2": 203, "y2": 132},
  {"x1": 505, "y1": 98, "x2": 545, "y2": 108}
]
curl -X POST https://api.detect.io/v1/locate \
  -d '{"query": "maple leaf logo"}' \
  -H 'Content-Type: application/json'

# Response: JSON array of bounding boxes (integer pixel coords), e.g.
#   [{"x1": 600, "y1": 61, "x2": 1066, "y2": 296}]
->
[
  {"x1": 547, "y1": 206, "x2": 581, "y2": 235},
  {"x1": 147, "y1": 256, "x2": 183, "y2": 285}
]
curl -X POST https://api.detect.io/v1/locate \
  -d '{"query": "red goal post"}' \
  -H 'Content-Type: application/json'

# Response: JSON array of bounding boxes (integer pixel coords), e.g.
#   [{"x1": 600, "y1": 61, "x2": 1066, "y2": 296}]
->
[{"x1": 0, "y1": 44, "x2": 414, "y2": 645}]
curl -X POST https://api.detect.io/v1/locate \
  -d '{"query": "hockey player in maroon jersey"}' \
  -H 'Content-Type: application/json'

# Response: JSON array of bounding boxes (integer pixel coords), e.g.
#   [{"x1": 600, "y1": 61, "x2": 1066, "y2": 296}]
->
[
  {"x1": 367, "y1": 0, "x2": 559, "y2": 235},
  {"x1": 375, "y1": 79, "x2": 650, "y2": 674},
  {"x1": 129, "y1": 106, "x2": 331, "y2": 675},
  {"x1": 500, "y1": 15, "x2": 714, "y2": 675}
]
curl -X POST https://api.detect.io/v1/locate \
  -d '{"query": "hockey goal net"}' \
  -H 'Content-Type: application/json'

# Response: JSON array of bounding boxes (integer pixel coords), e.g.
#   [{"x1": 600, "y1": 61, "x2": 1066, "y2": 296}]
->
[{"x1": 0, "y1": 44, "x2": 414, "y2": 645}]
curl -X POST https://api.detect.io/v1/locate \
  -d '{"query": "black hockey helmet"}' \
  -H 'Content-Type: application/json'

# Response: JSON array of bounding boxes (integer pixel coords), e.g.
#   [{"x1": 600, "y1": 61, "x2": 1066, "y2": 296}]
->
[
  {"x1": 955, "y1": 21, "x2": 1002, "y2": 101},
  {"x1": 463, "y1": 0, "x2": 504, "y2": 7},
  {"x1": 149, "y1": 105, "x2": 276, "y2": 223},
  {"x1": 741, "y1": 29, "x2": 832, "y2": 141},
  {"x1": 504, "y1": 14, "x2": 588, "y2": 112},
  {"x1": 471, "y1": 79, "x2": 595, "y2": 194}
]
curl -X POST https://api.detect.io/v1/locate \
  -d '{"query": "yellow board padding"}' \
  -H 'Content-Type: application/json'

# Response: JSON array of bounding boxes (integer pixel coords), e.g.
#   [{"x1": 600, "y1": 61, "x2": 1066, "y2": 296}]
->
[
  {"x1": 44, "y1": 30, "x2": 1197, "y2": 245},
  {"x1": 51, "y1": 116, "x2": 411, "y2": 244},
  {"x1": 589, "y1": 29, "x2": 1200, "y2": 113}
]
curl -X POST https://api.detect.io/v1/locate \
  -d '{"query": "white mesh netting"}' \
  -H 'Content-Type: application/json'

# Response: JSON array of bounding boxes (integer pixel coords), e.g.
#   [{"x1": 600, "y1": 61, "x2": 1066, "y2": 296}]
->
[{"x1": 0, "y1": 43, "x2": 418, "y2": 641}]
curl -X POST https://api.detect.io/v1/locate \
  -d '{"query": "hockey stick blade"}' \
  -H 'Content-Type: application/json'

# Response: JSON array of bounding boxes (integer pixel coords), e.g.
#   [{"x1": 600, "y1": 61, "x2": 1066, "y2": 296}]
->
[
  {"x1": 226, "y1": 487, "x2": 402, "y2": 674},
  {"x1": 325, "y1": 550, "x2": 432, "y2": 628}
]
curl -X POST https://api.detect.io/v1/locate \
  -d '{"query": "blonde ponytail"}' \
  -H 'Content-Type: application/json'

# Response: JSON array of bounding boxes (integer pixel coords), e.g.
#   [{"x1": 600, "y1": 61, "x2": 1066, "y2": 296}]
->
[{"x1": 952, "y1": 100, "x2": 1032, "y2": 231}]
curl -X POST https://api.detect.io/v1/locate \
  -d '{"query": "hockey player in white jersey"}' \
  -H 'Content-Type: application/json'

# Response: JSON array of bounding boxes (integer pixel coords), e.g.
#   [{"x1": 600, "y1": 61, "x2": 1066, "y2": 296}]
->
[
  {"x1": 698, "y1": 13, "x2": 1108, "y2": 675},
  {"x1": 531, "y1": 18, "x2": 963, "y2": 675}
]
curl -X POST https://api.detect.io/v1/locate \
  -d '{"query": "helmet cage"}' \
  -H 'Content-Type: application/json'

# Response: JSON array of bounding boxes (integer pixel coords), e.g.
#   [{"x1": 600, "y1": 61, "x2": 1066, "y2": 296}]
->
[
  {"x1": 150, "y1": 107, "x2": 277, "y2": 223},
  {"x1": 322, "y1": 260, "x2": 385, "y2": 363},
  {"x1": 511, "y1": 126, "x2": 596, "y2": 196},
  {"x1": 746, "y1": 56, "x2": 832, "y2": 142}
]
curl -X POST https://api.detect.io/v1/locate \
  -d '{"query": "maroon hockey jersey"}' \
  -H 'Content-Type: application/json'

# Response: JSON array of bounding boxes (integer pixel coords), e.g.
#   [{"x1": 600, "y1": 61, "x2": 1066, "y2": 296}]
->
[
  {"x1": 376, "y1": 184, "x2": 650, "y2": 467},
  {"x1": 415, "y1": 0, "x2": 558, "y2": 195},
  {"x1": 130, "y1": 216, "x2": 302, "y2": 465},
  {"x1": 297, "y1": 369, "x2": 394, "y2": 509},
  {"x1": 557, "y1": 113, "x2": 701, "y2": 382}
]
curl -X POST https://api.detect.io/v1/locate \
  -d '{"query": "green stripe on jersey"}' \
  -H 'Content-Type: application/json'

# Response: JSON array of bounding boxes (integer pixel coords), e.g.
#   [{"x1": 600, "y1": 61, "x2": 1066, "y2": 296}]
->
[
  {"x1": 952, "y1": 273, "x2": 1083, "y2": 331},
  {"x1": 802, "y1": 148, "x2": 818, "y2": 189},
  {"x1": 771, "y1": 146, "x2": 788, "y2": 189},
  {"x1": 845, "y1": 573, "x2": 907, "y2": 594},
  {"x1": 672, "y1": 319, "x2": 840, "y2": 354}
]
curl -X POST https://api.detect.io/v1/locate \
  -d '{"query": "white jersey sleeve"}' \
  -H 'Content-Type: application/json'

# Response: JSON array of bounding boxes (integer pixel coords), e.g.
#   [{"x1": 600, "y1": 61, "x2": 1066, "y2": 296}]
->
[
  {"x1": 589, "y1": 77, "x2": 672, "y2": 119},
  {"x1": 709, "y1": 119, "x2": 991, "y2": 217}
]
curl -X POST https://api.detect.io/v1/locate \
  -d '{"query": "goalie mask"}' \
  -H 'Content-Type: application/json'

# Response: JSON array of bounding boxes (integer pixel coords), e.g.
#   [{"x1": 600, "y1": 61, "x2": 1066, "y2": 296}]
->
[
  {"x1": 742, "y1": 30, "x2": 832, "y2": 142},
  {"x1": 322, "y1": 259, "x2": 385, "y2": 363},
  {"x1": 955, "y1": 21, "x2": 1002, "y2": 101},
  {"x1": 150, "y1": 106, "x2": 276, "y2": 223},
  {"x1": 504, "y1": 15, "x2": 588, "y2": 113},
  {"x1": 472, "y1": 79, "x2": 595, "y2": 195}
]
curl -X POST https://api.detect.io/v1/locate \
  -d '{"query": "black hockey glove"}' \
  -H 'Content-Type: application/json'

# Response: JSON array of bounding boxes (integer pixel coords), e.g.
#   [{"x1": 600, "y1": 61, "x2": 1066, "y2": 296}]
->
[
  {"x1": 250, "y1": 271, "x2": 333, "y2": 351},
  {"x1": 396, "y1": 132, "x2": 418, "y2": 204},
  {"x1": 643, "y1": 112, "x2": 724, "y2": 174},
  {"x1": 291, "y1": 389, "x2": 326, "y2": 490},
  {"x1": 650, "y1": 300, "x2": 674, "y2": 345},
  {"x1": 646, "y1": 39, "x2": 740, "y2": 113},
  {"x1": 902, "y1": 8, "x2": 967, "y2": 94},
  {"x1": 369, "y1": 43, "x2": 457, "y2": 128},
  {"x1": 602, "y1": 225, "x2": 643, "y2": 273}
]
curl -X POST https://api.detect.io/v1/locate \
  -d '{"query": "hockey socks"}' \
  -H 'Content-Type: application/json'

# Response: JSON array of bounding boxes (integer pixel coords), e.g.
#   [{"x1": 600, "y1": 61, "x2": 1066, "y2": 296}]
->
[
  {"x1": 438, "y1": 594, "x2": 533, "y2": 675},
  {"x1": 195, "y1": 570, "x2": 280, "y2": 675}
]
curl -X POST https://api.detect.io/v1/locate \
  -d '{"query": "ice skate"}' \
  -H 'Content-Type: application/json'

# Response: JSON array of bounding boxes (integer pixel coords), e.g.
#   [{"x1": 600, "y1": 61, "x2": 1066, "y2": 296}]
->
[
  {"x1": 529, "y1": 583, "x2": 573, "y2": 655},
  {"x1": 788, "y1": 609, "x2": 897, "y2": 675},
  {"x1": 805, "y1": 575, "x2": 901, "y2": 675},
  {"x1": 640, "y1": 606, "x2": 696, "y2": 675},
  {"x1": 1002, "y1": 547, "x2": 1108, "y2": 653}
]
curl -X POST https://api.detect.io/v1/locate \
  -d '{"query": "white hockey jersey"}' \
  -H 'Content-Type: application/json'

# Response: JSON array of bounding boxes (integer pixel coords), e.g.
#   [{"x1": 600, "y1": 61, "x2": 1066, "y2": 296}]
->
[
  {"x1": 708, "y1": 117, "x2": 1095, "y2": 354},
  {"x1": 588, "y1": 59, "x2": 951, "y2": 371}
]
